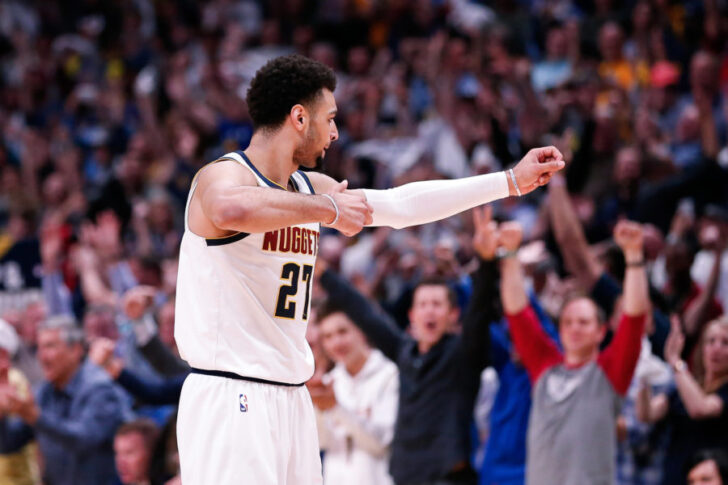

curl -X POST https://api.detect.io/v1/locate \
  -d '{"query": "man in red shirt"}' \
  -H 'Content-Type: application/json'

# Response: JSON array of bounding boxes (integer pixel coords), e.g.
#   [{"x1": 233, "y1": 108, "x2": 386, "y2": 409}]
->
[{"x1": 499, "y1": 220, "x2": 649, "y2": 485}]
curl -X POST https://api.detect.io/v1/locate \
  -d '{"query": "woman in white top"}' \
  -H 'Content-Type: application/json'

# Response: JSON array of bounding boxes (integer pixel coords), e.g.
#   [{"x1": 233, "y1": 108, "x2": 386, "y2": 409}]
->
[{"x1": 308, "y1": 304, "x2": 399, "y2": 485}]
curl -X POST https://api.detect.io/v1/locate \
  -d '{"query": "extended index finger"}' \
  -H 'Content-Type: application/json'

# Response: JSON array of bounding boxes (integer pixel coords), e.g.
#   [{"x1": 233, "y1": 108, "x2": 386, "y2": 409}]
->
[
  {"x1": 482, "y1": 205, "x2": 492, "y2": 224},
  {"x1": 540, "y1": 159, "x2": 566, "y2": 174}
]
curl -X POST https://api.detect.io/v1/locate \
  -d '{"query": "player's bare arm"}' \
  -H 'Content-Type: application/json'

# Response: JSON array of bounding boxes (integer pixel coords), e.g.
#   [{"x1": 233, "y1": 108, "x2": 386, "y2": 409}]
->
[
  {"x1": 188, "y1": 160, "x2": 372, "y2": 237},
  {"x1": 308, "y1": 145, "x2": 565, "y2": 230}
]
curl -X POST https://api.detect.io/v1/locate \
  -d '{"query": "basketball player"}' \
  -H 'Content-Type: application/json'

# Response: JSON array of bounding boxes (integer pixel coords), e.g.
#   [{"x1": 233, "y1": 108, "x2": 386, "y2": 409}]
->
[{"x1": 175, "y1": 54, "x2": 564, "y2": 485}]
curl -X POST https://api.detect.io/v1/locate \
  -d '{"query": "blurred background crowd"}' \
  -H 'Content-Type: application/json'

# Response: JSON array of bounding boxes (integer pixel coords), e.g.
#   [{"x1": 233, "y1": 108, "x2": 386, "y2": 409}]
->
[{"x1": 0, "y1": 0, "x2": 727, "y2": 484}]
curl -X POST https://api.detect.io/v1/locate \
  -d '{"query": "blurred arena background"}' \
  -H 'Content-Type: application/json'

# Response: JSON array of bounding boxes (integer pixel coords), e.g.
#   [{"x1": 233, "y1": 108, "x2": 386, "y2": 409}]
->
[{"x1": 0, "y1": 1, "x2": 727, "y2": 484}]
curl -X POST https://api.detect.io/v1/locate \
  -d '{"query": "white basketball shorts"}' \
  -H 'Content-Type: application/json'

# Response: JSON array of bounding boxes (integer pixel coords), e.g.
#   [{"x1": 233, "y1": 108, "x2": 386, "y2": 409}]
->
[{"x1": 177, "y1": 372, "x2": 323, "y2": 485}]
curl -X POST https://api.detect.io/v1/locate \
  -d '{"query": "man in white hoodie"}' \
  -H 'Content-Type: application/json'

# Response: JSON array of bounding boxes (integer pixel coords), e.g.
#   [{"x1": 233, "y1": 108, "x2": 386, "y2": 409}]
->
[{"x1": 308, "y1": 304, "x2": 399, "y2": 485}]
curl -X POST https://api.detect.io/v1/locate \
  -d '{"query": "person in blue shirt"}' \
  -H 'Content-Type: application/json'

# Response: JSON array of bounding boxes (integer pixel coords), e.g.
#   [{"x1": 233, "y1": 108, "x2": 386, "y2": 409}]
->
[
  {"x1": 479, "y1": 296, "x2": 558, "y2": 485},
  {"x1": 0, "y1": 315, "x2": 128, "y2": 485},
  {"x1": 470, "y1": 210, "x2": 559, "y2": 485},
  {"x1": 89, "y1": 336, "x2": 187, "y2": 407}
]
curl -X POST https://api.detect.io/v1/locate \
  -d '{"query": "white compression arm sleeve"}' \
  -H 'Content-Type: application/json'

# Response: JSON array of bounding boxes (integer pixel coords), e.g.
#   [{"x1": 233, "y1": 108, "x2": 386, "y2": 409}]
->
[{"x1": 362, "y1": 171, "x2": 509, "y2": 229}]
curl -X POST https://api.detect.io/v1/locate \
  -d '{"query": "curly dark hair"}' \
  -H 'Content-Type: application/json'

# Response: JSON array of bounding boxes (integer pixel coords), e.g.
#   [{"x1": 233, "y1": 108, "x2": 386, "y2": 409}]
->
[{"x1": 246, "y1": 54, "x2": 337, "y2": 130}]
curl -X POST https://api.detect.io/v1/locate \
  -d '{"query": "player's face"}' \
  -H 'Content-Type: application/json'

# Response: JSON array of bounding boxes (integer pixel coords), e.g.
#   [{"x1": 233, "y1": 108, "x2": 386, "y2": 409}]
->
[
  {"x1": 688, "y1": 459, "x2": 723, "y2": 485},
  {"x1": 409, "y1": 285, "x2": 459, "y2": 350},
  {"x1": 294, "y1": 89, "x2": 338, "y2": 169},
  {"x1": 559, "y1": 298, "x2": 605, "y2": 357},
  {"x1": 319, "y1": 312, "x2": 368, "y2": 367}
]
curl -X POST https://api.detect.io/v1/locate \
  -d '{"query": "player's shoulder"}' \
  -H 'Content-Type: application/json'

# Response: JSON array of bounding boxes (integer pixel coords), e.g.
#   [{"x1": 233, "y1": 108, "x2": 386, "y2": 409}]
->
[{"x1": 196, "y1": 152, "x2": 257, "y2": 188}]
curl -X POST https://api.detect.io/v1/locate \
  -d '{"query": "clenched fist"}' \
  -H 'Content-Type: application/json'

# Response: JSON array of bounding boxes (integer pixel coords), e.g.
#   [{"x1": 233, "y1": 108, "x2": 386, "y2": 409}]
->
[
  {"x1": 323, "y1": 180, "x2": 374, "y2": 237},
  {"x1": 512, "y1": 146, "x2": 566, "y2": 195},
  {"x1": 613, "y1": 220, "x2": 644, "y2": 257}
]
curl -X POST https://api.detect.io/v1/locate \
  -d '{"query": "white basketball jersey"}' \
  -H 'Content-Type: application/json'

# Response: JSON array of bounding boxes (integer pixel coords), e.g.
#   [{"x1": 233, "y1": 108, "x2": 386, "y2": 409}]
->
[{"x1": 175, "y1": 151, "x2": 319, "y2": 384}]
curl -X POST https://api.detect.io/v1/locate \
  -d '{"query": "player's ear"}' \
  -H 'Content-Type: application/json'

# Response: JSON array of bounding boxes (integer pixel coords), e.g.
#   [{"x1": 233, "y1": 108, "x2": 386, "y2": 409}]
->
[{"x1": 291, "y1": 104, "x2": 306, "y2": 131}]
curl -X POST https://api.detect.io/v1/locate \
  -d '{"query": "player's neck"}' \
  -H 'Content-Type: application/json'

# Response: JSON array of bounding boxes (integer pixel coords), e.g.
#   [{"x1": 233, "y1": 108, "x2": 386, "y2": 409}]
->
[{"x1": 245, "y1": 131, "x2": 299, "y2": 187}]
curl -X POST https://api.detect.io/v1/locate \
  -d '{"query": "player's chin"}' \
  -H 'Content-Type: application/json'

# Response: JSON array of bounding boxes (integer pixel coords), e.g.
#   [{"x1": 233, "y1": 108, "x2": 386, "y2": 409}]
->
[
  {"x1": 310, "y1": 155, "x2": 324, "y2": 170},
  {"x1": 299, "y1": 156, "x2": 321, "y2": 170}
]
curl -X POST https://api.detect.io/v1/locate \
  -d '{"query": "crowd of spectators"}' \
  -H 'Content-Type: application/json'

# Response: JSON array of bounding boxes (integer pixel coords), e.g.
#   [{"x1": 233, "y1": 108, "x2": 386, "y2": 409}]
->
[{"x1": 0, "y1": 0, "x2": 727, "y2": 484}]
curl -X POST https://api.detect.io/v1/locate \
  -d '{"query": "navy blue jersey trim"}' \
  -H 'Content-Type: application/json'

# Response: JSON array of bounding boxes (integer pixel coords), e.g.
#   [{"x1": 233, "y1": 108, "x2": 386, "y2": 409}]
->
[
  {"x1": 290, "y1": 176, "x2": 300, "y2": 192},
  {"x1": 235, "y1": 150, "x2": 285, "y2": 190},
  {"x1": 297, "y1": 171, "x2": 315, "y2": 194},
  {"x1": 190, "y1": 367, "x2": 306, "y2": 387},
  {"x1": 205, "y1": 232, "x2": 250, "y2": 246}
]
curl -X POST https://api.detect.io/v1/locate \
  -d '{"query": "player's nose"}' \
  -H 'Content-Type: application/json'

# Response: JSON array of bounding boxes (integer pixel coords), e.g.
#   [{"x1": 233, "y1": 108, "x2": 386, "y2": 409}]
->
[{"x1": 330, "y1": 122, "x2": 339, "y2": 142}]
